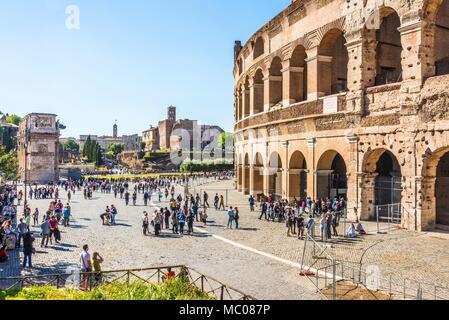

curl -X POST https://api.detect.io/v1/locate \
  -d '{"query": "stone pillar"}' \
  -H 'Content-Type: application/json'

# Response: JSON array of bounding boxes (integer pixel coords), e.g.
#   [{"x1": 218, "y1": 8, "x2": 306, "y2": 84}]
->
[
  {"x1": 419, "y1": 176, "x2": 436, "y2": 231},
  {"x1": 243, "y1": 88, "x2": 250, "y2": 118},
  {"x1": 244, "y1": 165, "x2": 250, "y2": 195},
  {"x1": 237, "y1": 165, "x2": 243, "y2": 192},
  {"x1": 281, "y1": 59, "x2": 304, "y2": 107},
  {"x1": 249, "y1": 165, "x2": 255, "y2": 196},
  {"x1": 359, "y1": 172, "x2": 378, "y2": 221},
  {"x1": 307, "y1": 138, "x2": 316, "y2": 199},
  {"x1": 263, "y1": 167, "x2": 270, "y2": 196},
  {"x1": 345, "y1": 29, "x2": 377, "y2": 113},
  {"x1": 346, "y1": 133, "x2": 360, "y2": 219},
  {"x1": 305, "y1": 47, "x2": 333, "y2": 99},
  {"x1": 282, "y1": 141, "x2": 289, "y2": 198}
]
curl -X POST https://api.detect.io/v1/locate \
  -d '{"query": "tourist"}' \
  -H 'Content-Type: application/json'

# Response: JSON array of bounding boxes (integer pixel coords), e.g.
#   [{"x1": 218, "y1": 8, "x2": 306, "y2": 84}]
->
[
  {"x1": 32, "y1": 208, "x2": 39, "y2": 226},
  {"x1": 178, "y1": 210, "x2": 186, "y2": 235},
  {"x1": 162, "y1": 267, "x2": 175, "y2": 282},
  {"x1": 297, "y1": 214, "x2": 305, "y2": 240},
  {"x1": 218, "y1": 195, "x2": 225, "y2": 211},
  {"x1": 80, "y1": 244, "x2": 92, "y2": 291},
  {"x1": 355, "y1": 220, "x2": 366, "y2": 235},
  {"x1": 62, "y1": 204, "x2": 71, "y2": 227},
  {"x1": 92, "y1": 252, "x2": 104, "y2": 286},
  {"x1": 40, "y1": 218, "x2": 51, "y2": 247},
  {"x1": 142, "y1": 212, "x2": 149, "y2": 235},
  {"x1": 0, "y1": 245, "x2": 8, "y2": 263},
  {"x1": 203, "y1": 191, "x2": 210, "y2": 208},
  {"x1": 154, "y1": 211, "x2": 162, "y2": 236},
  {"x1": 233, "y1": 207, "x2": 240, "y2": 229},
  {"x1": 227, "y1": 206, "x2": 234, "y2": 229},
  {"x1": 67, "y1": 190, "x2": 71, "y2": 203},
  {"x1": 259, "y1": 201, "x2": 268, "y2": 220},
  {"x1": 347, "y1": 224, "x2": 357, "y2": 238},
  {"x1": 187, "y1": 210, "x2": 194, "y2": 234},
  {"x1": 132, "y1": 191, "x2": 137, "y2": 206},
  {"x1": 22, "y1": 232, "x2": 35, "y2": 269},
  {"x1": 249, "y1": 195, "x2": 255, "y2": 212},
  {"x1": 171, "y1": 210, "x2": 179, "y2": 234},
  {"x1": 16, "y1": 218, "x2": 29, "y2": 249},
  {"x1": 143, "y1": 191, "x2": 149, "y2": 206},
  {"x1": 306, "y1": 215, "x2": 315, "y2": 238},
  {"x1": 213, "y1": 193, "x2": 219, "y2": 210},
  {"x1": 110, "y1": 205, "x2": 118, "y2": 225},
  {"x1": 164, "y1": 208, "x2": 170, "y2": 230},
  {"x1": 331, "y1": 212, "x2": 339, "y2": 237},
  {"x1": 124, "y1": 191, "x2": 130, "y2": 206},
  {"x1": 50, "y1": 216, "x2": 61, "y2": 244}
]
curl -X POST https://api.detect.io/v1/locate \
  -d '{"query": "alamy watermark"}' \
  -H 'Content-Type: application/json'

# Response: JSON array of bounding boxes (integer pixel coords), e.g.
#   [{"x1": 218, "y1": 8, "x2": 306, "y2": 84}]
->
[{"x1": 65, "y1": 5, "x2": 80, "y2": 30}]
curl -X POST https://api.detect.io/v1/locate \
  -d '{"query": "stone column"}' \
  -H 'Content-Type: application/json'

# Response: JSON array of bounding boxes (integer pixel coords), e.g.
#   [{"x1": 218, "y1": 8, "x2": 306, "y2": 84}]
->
[
  {"x1": 282, "y1": 141, "x2": 289, "y2": 199},
  {"x1": 419, "y1": 176, "x2": 436, "y2": 231},
  {"x1": 240, "y1": 85, "x2": 246, "y2": 120},
  {"x1": 345, "y1": 29, "x2": 377, "y2": 113},
  {"x1": 307, "y1": 138, "x2": 316, "y2": 199},
  {"x1": 237, "y1": 165, "x2": 242, "y2": 192},
  {"x1": 281, "y1": 59, "x2": 304, "y2": 107},
  {"x1": 249, "y1": 78, "x2": 255, "y2": 116},
  {"x1": 305, "y1": 47, "x2": 332, "y2": 99},
  {"x1": 359, "y1": 172, "x2": 378, "y2": 221},
  {"x1": 346, "y1": 133, "x2": 360, "y2": 219}
]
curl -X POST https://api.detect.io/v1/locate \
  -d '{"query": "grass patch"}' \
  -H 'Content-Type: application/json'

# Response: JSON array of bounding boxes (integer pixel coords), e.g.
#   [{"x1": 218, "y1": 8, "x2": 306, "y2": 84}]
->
[{"x1": 1, "y1": 279, "x2": 214, "y2": 301}]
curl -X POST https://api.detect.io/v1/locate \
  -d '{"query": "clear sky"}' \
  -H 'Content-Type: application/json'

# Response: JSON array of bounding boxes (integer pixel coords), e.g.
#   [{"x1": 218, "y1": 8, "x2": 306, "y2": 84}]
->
[{"x1": 0, "y1": 0, "x2": 291, "y2": 138}]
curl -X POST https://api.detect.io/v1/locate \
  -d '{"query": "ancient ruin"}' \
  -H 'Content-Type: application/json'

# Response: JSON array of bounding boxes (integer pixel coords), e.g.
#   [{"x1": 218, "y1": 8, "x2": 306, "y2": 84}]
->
[{"x1": 233, "y1": 0, "x2": 449, "y2": 231}]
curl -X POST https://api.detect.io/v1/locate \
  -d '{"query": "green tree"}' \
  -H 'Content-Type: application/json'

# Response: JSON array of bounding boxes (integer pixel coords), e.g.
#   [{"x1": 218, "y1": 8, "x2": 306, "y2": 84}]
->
[
  {"x1": 83, "y1": 136, "x2": 92, "y2": 158},
  {"x1": 108, "y1": 143, "x2": 124, "y2": 157},
  {"x1": 0, "y1": 146, "x2": 18, "y2": 180},
  {"x1": 63, "y1": 140, "x2": 80, "y2": 153},
  {"x1": 95, "y1": 144, "x2": 103, "y2": 166},
  {"x1": 5, "y1": 114, "x2": 22, "y2": 126}
]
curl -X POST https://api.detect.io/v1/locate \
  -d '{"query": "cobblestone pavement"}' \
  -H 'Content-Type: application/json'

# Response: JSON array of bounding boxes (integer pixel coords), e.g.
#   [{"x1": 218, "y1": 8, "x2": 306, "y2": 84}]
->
[
  {"x1": 4, "y1": 179, "x2": 449, "y2": 299},
  {"x1": 1, "y1": 182, "x2": 321, "y2": 300}
]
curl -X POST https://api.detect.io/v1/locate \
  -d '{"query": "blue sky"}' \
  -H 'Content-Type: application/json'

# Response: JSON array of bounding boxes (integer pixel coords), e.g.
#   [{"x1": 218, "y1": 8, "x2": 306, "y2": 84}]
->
[{"x1": 0, "y1": 0, "x2": 291, "y2": 137}]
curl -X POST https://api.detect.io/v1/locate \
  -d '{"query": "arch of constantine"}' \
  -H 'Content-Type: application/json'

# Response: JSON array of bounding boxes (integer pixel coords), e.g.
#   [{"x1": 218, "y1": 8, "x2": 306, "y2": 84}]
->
[{"x1": 233, "y1": 0, "x2": 449, "y2": 231}]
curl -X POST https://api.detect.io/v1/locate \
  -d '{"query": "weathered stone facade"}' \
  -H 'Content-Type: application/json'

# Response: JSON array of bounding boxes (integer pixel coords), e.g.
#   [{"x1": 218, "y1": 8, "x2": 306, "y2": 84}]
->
[
  {"x1": 234, "y1": 0, "x2": 449, "y2": 231},
  {"x1": 17, "y1": 113, "x2": 60, "y2": 184}
]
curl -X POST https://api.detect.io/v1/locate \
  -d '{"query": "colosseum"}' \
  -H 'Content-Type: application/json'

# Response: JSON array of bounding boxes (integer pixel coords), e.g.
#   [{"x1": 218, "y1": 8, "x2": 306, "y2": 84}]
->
[{"x1": 233, "y1": 0, "x2": 449, "y2": 231}]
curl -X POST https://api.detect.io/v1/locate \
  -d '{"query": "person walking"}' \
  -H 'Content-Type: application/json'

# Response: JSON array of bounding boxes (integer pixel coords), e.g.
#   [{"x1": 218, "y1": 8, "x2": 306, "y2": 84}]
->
[
  {"x1": 249, "y1": 195, "x2": 255, "y2": 212},
  {"x1": 40, "y1": 219, "x2": 51, "y2": 247},
  {"x1": 132, "y1": 191, "x2": 137, "y2": 206},
  {"x1": 22, "y1": 232, "x2": 35, "y2": 269},
  {"x1": 259, "y1": 201, "x2": 268, "y2": 220},
  {"x1": 297, "y1": 214, "x2": 305, "y2": 240},
  {"x1": 49, "y1": 216, "x2": 60, "y2": 244},
  {"x1": 124, "y1": 191, "x2": 130, "y2": 206},
  {"x1": 218, "y1": 195, "x2": 225, "y2": 211},
  {"x1": 32, "y1": 208, "x2": 39, "y2": 226},
  {"x1": 62, "y1": 204, "x2": 71, "y2": 227},
  {"x1": 16, "y1": 218, "x2": 29, "y2": 249}
]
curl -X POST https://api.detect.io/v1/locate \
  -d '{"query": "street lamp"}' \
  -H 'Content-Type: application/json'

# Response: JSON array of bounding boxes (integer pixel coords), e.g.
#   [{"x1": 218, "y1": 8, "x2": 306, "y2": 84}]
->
[{"x1": 23, "y1": 118, "x2": 31, "y2": 211}]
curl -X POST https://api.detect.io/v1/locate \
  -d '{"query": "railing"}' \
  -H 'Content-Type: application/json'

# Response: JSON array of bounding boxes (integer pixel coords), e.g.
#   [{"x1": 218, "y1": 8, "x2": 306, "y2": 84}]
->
[
  {"x1": 300, "y1": 233, "x2": 449, "y2": 300},
  {"x1": 376, "y1": 203, "x2": 401, "y2": 234},
  {"x1": 0, "y1": 265, "x2": 255, "y2": 300}
]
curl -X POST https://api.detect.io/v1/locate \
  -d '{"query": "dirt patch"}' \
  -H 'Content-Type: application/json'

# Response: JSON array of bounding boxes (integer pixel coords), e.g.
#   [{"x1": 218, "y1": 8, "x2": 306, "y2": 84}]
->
[{"x1": 322, "y1": 281, "x2": 392, "y2": 300}]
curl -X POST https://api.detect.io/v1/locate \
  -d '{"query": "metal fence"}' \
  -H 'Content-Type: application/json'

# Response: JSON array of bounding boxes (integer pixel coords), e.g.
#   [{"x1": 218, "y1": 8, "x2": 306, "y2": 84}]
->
[
  {"x1": 300, "y1": 233, "x2": 449, "y2": 300},
  {"x1": 376, "y1": 203, "x2": 401, "y2": 234},
  {"x1": 0, "y1": 265, "x2": 255, "y2": 300}
]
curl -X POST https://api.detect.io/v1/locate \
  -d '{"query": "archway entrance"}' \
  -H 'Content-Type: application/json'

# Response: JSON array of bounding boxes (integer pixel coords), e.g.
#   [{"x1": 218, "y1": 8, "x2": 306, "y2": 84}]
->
[
  {"x1": 435, "y1": 0, "x2": 449, "y2": 76},
  {"x1": 288, "y1": 151, "x2": 307, "y2": 199},
  {"x1": 268, "y1": 152, "x2": 283, "y2": 199},
  {"x1": 317, "y1": 151, "x2": 347, "y2": 199},
  {"x1": 374, "y1": 151, "x2": 402, "y2": 206},
  {"x1": 436, "y1": 152, "x2": 449, "y2": 225}
]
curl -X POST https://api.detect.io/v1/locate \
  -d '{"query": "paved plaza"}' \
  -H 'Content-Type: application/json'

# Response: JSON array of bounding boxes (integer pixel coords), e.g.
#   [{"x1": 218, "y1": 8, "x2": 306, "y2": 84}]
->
[{"x1": 3, "y1": 179, "x2": 449, "y2": 299}]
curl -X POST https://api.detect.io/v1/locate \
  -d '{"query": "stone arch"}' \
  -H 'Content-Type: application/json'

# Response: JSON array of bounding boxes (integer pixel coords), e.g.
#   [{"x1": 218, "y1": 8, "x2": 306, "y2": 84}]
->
[
  {"x1": 268, "y1": 56, "x2": 283, "y2": 108},
  {"x1": 422, "y1": 146, "x2": 449, "y2": 228},
  {"x1": 288, "y1": 150, "x2": 308, "y2": 199},
  {"x1": 316, "y1": 150, "x2": 348, "y2": 199},
  {"x1": 268, "y1": 152, "x2": 283, "y2": 199},
  {"x1": 318, "y1": 28, "x2": 348, "y2": 95},
  {"x1": 434, "y1": 0, "x2": 449, "y2": 75},
  {"x1": 253, "y1": 69, "x2": 265, "y2": 114},
  {"x1": 252, "y1": 152, "x2": 265, "y2": 197},
  {"x1": 374, "y1": 7, "x2": 403, "y2": 85},
  {"x1": 290, "y1": 45, "x2": 308, "y2": 103},
  {"x1": 254, "y1": 37, "x2": 265, "y2": 60},
  {"x1": 360, "y1": 148, "x2": 402, "y2": 220}
]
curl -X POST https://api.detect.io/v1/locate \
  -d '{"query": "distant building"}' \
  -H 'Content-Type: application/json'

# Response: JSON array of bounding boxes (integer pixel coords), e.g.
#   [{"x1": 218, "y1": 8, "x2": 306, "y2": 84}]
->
[
  {"x1": 17, "y1": 113, "x2": 60, "y2": 184},
  {"x1": 79, "y1": 123, "x2": 141, "y2": 152},
  {"x1": 142, "y1": 106, "x2": 224, "y2": 152}
]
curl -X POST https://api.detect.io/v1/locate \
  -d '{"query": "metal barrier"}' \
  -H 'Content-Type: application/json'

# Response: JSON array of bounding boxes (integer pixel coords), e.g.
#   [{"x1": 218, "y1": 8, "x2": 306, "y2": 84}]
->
[
  {"x1": 300, "y1": 233, "x2": 449, "y2": 300},
  {"x1": 376, "y1": 203, "x2": 401, "y2": 234},
  {"x1": 0, "y1": 265, "x2": 255, "y2": 300}
]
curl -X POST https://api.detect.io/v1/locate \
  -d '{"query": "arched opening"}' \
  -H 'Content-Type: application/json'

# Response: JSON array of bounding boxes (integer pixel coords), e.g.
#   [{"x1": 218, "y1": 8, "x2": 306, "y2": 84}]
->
[
  {"x1": 253, "y1": 69, "x2": 265, "y2": 114},
  {"x1": 375, "y1": 8, "x2": 403, "y2": 85},
  {"x1": 317, "y1": 150, "x2": 347, "y2": 199},
  {"x1": 436, "y1": 151, "x2": 449, "y2": 225},
  {"x1": 318, "y1": 29, "x2": 348, "y2": 96},
  {"x1": 290, "y1": 45, "x2": 308, "y2": 102},
  {"x1": 243, "y1": 153, "x2": 250, "y2": 195},
  {"x1": 253, "y1": 37, "x2": 264, "y2": 60},
  {"x1": 435, "y1": 0, "x2": 449, "y2": 76},
  {"x1": 243, "y1": 77, "x2": 250, "y2": 118},
  {"x1": 289, "y1": 151, "x2": 307, "y2": 199},
  {"x1": 361, "y1": 149, "x2": 402, "y2": 221},
  {"x1": 268, "y1": 152, "x2": 283, "y2": 199},
  {"x1": 268, "y1": 57, "x2": 283, "y2": 108},
  {"x1": 253, "y1": 152, "x2": 264, "y2": 198},
  {"x1": 374, "y1": 151, "x2": 402, "y2": 206}
]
